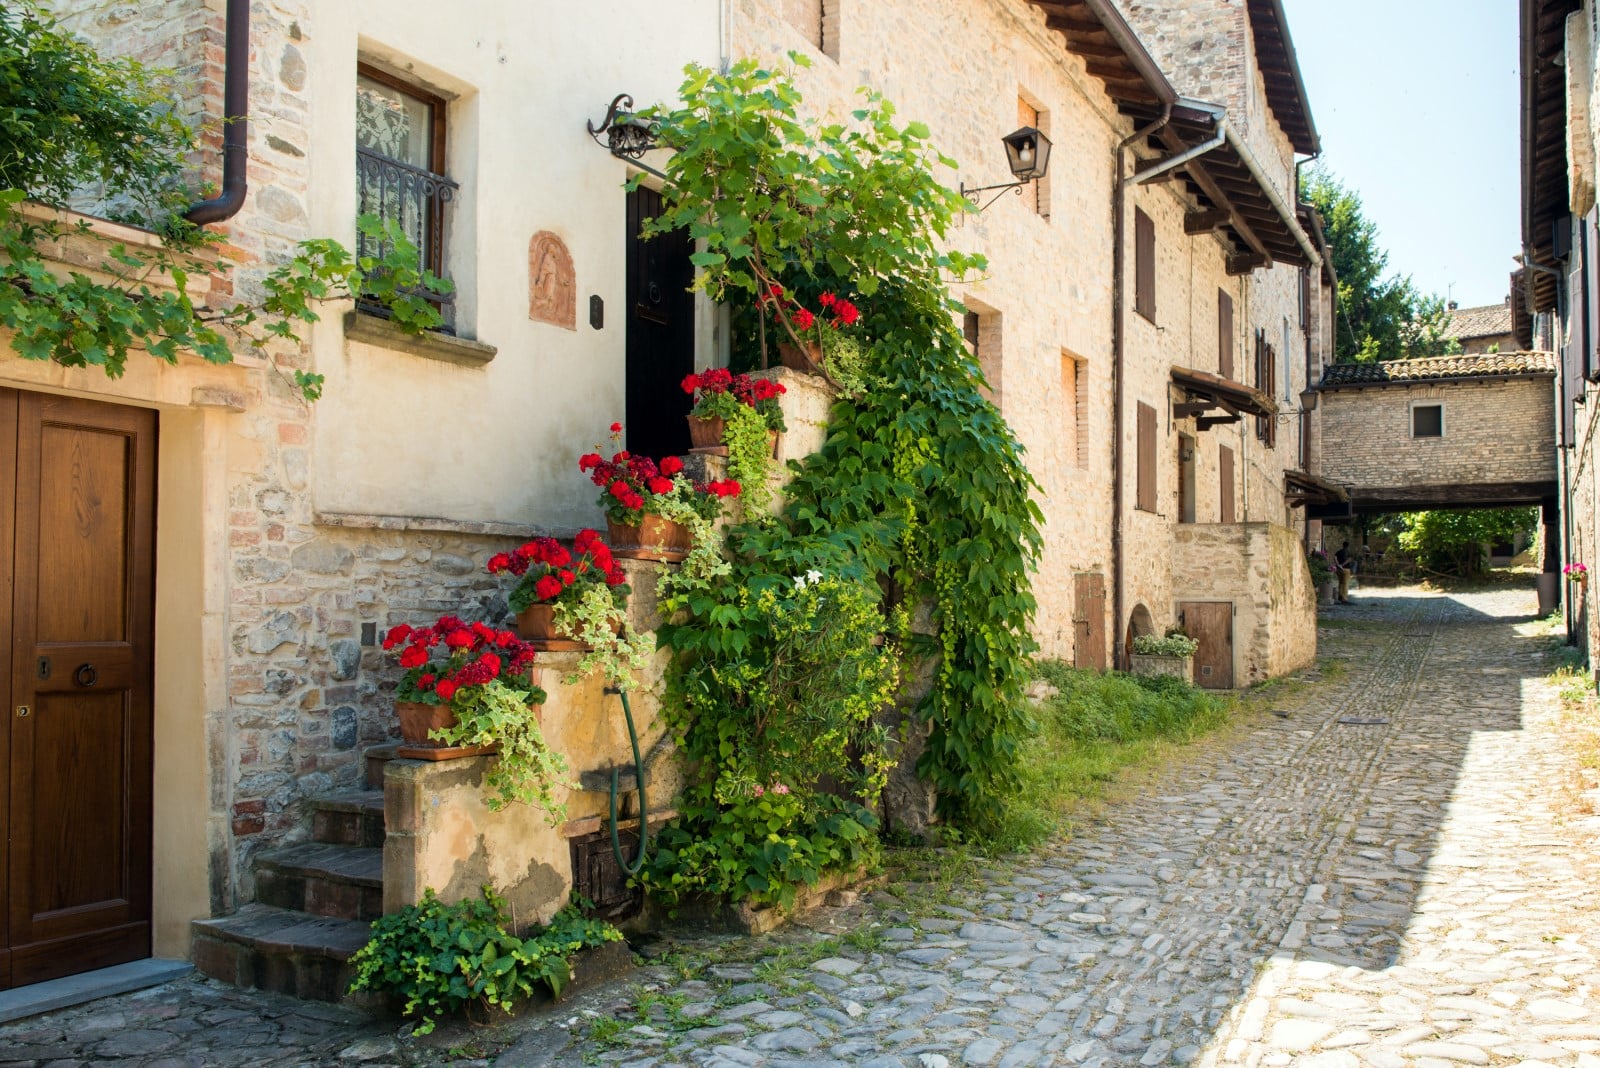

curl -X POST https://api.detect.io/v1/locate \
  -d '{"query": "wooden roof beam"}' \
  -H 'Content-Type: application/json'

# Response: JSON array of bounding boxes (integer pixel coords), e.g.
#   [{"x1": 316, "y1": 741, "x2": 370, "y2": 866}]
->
[{"x1": 1185, "y1": 209, "x2": 1230, "y2": 235}]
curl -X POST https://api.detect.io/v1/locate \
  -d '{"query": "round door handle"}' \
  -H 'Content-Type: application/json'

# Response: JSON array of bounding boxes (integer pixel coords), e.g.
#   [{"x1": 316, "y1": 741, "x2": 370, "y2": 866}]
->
[{"x1": 74, "y1": 663, "x2": 98, "y2": 688}]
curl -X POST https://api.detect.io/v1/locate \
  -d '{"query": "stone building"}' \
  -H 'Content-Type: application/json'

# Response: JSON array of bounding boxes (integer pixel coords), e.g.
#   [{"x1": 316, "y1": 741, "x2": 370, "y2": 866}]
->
[
  {"x1": 1442, "y1": 299, "x2": 1518, "y2": 354},
  {"x1": 1318, "y1": 352, "x2": 1559, "y2": 513},
  {"x1": 1521, "y1": 0, "x2": 1600, "y2": 668},
  {"x1": 0, "y1": 0, "x2": 1336, "y2": 997},
  {"x1": 736, "y1": 0, "x2": 1334, "y2": 691}
]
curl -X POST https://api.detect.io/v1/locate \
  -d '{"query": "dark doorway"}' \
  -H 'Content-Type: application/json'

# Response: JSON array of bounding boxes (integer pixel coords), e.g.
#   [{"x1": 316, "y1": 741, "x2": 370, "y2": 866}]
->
[
  {"x1": 1, "y1": 388, "x2": 157, "y2": 988},
  {"x1": 625, "y1": 186, "x2": 697, "y2": 460}
]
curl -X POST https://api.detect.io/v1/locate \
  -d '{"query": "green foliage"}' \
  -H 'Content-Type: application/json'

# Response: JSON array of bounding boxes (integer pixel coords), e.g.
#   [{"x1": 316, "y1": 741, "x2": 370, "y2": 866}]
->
[
  {"x1": 1306, "y1": 549, "x2": 1333, "y2": 587},
  {"x1": 987, "y1": 663, "x2": 1231, "y2": 852},
  {"x1": 347, "y1": 887, "x2": 622, "y2": 1035},
  {"x1": 641, "y1": 788, "x2": 880, "y2": 911},
  {"x1": 0, "y1": 7, "x2": 449, "y2": 399},
  {"x1": 430, "y1": 679, "x2": 571, "y2": 822},
  {"x1": 1130, "y1": 632, "x2": 1198, "y2": 658},
  {"x1": 1393, "y1": 507, "x2": 1537, "y2": 576},
  {"x1": 550, "y1": 580, "x2": 654, "y2": 689},
  {"x1": 723, "y1": 402, "x2": 775, "y2": 516},
  {"x1": 0, "y1": 0, "x2": 192, "y2": 220},
  {"x1": 645, "y1": 59, "x2": 1040, "y2": 829},
  {"x1": 1303, "y1": 167, "x2": 1459, "y2": 364}
]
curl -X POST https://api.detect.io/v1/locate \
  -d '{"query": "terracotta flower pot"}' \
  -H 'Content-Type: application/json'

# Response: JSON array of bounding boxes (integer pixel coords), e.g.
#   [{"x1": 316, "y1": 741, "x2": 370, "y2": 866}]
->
[
  {"x1": 396, "y1": 700, "x2": 456, "y2": 747},
  {"x1": 687, "y1": 414, "x2": 726, "y2": 448},
  {"x1": 608, "y1": 514, "x2": 692, "y2": 552},
  {"x1": 514, "y1": 602, "x2": 621, "y2": 642},
  {"x1": 514, "y1": 603, "x2": 558, "y2": 641},
  {"x1": 777, "y1": 340, "x2": 824, "y2": 374}
]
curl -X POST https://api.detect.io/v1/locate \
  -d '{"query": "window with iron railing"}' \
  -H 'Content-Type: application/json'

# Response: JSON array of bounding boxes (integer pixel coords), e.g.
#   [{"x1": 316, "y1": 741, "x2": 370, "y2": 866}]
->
[{"x1": 355, "y1": 65, "x2": 456, "y2": 331}]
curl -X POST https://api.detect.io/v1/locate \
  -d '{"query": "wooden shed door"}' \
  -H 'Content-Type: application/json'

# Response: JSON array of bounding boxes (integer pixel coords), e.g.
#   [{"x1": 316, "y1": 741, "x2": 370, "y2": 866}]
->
[
  {"x1": 1072, "y1": 573, "x2": 1107, "y2": 671},
  {"x1": 1179, "y1": 601, "x2": 1233, "y2": 689},
  {"x1": 2, "y1": 389, "x2": 156, "y2": 988}
]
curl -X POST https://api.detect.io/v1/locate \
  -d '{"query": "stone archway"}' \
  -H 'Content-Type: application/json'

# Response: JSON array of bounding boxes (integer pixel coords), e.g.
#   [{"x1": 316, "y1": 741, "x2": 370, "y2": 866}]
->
[{"x1": 1123, "y1": 603, "x2": 1156, "y2": 669}]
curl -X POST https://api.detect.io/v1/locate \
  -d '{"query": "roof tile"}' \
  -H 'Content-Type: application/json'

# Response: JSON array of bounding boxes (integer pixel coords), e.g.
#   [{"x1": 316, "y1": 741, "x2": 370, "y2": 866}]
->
[{"x1": 1319, "y1": 351, "x2": 1556, "y2": 388}]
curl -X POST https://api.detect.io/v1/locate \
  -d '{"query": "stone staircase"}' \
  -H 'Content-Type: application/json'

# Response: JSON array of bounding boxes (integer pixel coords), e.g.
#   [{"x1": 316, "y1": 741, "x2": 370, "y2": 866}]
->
[{"x1": 190, "y1": 745, "x2": 399, "y2": 1002}]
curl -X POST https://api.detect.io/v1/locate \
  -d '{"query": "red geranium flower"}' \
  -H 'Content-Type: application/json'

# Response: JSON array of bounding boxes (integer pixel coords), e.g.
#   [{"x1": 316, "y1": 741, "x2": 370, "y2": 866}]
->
[
  {"x1": 445, "y1": 629, "x2": 474, "y2": 650},
  {"x1": 399, "y1": 644, "x2": 428, "y2": 669},
  {"x1": 435, "y1": 680, "x2": 458, "y2": 702},
  {"x1": 793, "y1": 307, "x2": 815, "y2": 330},
  {"x1": 382, "y1": 623, "x2": 413, "y2": 650},
  {"x1": 660, "y1": 455, "x2": 683, "y2": 476},
  {"x1": 647, "y1": 476, "x2": 673, "y2": 495},
  {"x1": 534, "y1": 574, "x2": 564, "y2": 602},
  {"x1": 610, "y1": 421, "x2": 623, "y2": 433}
]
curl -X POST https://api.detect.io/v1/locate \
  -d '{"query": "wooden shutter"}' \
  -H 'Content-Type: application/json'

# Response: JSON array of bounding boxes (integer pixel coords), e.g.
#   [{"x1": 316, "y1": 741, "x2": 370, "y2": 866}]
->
[
  {"x1": 1219, "y1": 444, "x2": 1235, "y2": 523},
  {"x1": 1136, "y1": 401, "x2": 1157, "y2": 512},
  {"x1": 1218, "y1": 290, "x2": 1234, "y2": 379},
  {"x1": 1018, "y1": 97, "x2": 1041, "y2": 215},
  {"x1": 1586, "y1": 210, "x2": 1598, "y2": 382},
  {"x1": 1134, "y1": 208, "x2": 1156, "y2": 320}
]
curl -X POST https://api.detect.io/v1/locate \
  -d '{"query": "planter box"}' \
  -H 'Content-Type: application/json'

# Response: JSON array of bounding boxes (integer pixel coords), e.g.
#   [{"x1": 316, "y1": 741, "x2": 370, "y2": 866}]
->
[
  {"x1": 1128, "y1": 653, "x2": 1193, "y2": 684},
  {"x1": 1318, "y1": 581, "x2": 1337, "y2": 606}
]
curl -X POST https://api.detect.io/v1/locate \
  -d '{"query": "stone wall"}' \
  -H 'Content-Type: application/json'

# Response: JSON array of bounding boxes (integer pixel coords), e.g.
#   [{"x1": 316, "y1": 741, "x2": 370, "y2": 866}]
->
[
  {"x1": 1319, "y1": 377, "x2": 1558, "y2": 492},
  {"x1": 1171, "y1": 522, "x2": 1316, "y2": 686}
]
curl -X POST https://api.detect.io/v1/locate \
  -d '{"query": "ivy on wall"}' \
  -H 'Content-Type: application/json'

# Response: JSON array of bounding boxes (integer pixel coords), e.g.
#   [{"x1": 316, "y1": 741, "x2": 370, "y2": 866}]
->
[{"x1": 644, "y1": 56, "x2": 1043, "y2": 828}]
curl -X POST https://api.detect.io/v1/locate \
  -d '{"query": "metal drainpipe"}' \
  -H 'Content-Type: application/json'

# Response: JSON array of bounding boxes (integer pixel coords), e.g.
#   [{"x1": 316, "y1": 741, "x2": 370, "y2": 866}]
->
[
  {"x1": 184, "y1": 0, "x2": 250, "y2": 225},
  {"x1": 1527, "y1": 253, "x2": 1575, "y2": 641},
  {"x1": 1111, "y1": 101, "x2": 1172, "y2": 669}
]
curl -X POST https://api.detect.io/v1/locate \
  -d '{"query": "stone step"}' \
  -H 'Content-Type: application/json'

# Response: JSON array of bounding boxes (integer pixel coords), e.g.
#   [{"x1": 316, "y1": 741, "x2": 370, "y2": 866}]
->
[
  {"x1": 254, "y1": 843, "x2": 384, "y2": 922},
  {"x1": 311, "y1": 790, "x2": 385, "y2": 847},
  {"x1": 363, "y1": 743, "x2": 402, "y2": 790},
  {"x1": 191, "y1": 903, "x2": 373, "y2": 1003}
]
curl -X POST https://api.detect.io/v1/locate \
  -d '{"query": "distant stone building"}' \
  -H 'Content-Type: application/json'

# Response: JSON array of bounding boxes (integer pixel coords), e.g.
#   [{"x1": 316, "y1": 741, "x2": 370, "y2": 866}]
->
[
  {"x1": 1441, "y1": 300, "x2": 1517, "y2": 354},
  {"x1": 1318, "y1": 352, "x2": 1558, "y2": 513}
]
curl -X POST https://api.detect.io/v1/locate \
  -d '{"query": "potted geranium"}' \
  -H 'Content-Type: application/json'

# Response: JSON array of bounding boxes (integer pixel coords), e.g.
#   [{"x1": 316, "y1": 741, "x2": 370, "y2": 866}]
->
[
  {"x1": 382, "y1": 618, "x2": 569, "y2": 819},
  {"x1": 487, "y1": 529, "x2": 629, "y2": 642},
  {"x1": 770, "y1": 287, "x2": 863, "y2": 378},
  {"x1": 578, "y1": 424, "x2": 741, "y2": 553},
  {"x1": 1566, "y1": 562, "x2": 1588, "y2": 586},
  {"x1": 682, "y1": 368, "x2": 786, "y2": 451}
]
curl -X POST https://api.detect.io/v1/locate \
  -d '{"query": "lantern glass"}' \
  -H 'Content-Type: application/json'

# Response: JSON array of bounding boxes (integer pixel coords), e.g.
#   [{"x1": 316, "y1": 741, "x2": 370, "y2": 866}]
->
[{"x1": 1001, "y1": 126, "x2": 1051, "y2": 182}]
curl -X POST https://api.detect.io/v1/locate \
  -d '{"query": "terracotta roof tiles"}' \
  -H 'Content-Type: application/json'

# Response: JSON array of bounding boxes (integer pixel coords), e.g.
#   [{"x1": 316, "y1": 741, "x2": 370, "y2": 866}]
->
[{"x1": 1319, "y1": 351, "x2": 1556, "y2": 388}]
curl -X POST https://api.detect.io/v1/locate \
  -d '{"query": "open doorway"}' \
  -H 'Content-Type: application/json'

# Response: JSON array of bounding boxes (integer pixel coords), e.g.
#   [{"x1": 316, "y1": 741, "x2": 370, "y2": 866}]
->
[{"x1": 624, "y1": 186, "x2": 696, "y2": 459}]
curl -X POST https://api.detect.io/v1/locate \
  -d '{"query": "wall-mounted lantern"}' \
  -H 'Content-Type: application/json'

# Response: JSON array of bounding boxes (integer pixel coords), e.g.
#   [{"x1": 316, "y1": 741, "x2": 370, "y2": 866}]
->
[
  {"x1": 587, "y1": 93, "x2": 665, "y2": 177},
  {"x1": 961, "y1": 126, "x2": 1053, "y2": 213}
]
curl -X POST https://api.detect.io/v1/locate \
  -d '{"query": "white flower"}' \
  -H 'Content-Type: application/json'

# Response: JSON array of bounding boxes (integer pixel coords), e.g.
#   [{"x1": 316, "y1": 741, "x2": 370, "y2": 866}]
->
[
  {"x1": 805, "y1": 569, "x2": 823, "y2": 585},
  {"x1": 794, "y1": 575, "x2": 808, "y2": 590}
]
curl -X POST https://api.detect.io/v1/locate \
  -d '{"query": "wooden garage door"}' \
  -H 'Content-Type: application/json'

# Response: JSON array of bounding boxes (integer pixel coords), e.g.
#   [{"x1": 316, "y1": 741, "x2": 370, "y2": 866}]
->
[{"x1": 1, "y1": 388, "x2": 156, "y2": 988}]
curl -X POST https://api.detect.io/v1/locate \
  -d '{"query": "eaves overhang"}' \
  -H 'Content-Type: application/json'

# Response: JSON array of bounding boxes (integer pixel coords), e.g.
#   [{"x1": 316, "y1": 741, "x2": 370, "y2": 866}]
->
[{"x1": 1520, "y1": 0, "x2": 1581, "y2": 312}]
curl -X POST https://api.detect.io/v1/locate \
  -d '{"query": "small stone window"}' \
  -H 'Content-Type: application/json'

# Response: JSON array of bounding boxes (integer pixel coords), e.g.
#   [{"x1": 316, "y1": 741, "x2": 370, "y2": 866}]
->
[{"x1": 1412, "y1": 403, "x2": 1444, "y2": 438}]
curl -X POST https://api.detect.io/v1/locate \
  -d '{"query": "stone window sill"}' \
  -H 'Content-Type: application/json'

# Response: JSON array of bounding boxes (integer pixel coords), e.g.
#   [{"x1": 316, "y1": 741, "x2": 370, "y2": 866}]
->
[{"x1": 343, "y1": 311, "x2": 496, "y2": 367}]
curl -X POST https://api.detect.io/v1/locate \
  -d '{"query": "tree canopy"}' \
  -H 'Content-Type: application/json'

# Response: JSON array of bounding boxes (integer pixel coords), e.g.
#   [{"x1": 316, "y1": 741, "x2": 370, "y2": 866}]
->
[{"x1": 1303, "y1": 167, "x2": 1458, "y2": 364}]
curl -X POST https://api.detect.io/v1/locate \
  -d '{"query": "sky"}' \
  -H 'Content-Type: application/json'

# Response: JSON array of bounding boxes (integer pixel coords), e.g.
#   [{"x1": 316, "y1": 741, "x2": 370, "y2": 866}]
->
[{"x1": 1279, "y1": 0, "x2": 1520, "y2": 310}]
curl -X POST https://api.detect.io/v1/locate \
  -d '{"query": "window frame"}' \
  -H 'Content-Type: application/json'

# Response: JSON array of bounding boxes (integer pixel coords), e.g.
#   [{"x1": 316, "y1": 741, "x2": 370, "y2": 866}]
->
[
  {"x1": 1410, "y1": 401, "x2": 1444, "y2": 439},
  {"x1": 355, "y1": 62, "x2": 451, "y2": 280}
]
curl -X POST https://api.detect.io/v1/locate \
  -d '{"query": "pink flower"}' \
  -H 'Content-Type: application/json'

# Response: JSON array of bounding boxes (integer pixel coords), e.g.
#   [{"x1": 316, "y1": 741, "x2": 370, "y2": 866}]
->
[{"x1": 772, "y1": 783, "x2": 790, "y2": 795}]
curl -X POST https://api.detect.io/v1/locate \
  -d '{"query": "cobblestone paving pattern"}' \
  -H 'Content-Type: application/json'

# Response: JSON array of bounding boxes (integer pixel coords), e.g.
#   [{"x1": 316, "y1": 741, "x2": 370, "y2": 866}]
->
[{"x1": 0, "y1": 585, "x2": 1594, "y2": 1068}]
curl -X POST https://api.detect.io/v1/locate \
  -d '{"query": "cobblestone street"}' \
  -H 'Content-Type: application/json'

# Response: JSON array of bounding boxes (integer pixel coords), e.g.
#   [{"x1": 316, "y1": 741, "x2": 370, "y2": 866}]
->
[{"x1": 1, "y1": 584, "x2": 1596, "y2": 1067}]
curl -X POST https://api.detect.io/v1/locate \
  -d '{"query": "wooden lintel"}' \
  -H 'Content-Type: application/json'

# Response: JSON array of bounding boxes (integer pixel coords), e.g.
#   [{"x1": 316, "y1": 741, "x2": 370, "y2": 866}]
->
[
  {"x1": 1173, "y1": 401, "x2": 1216, "y2": 418},
  {"x1": 1227, "y1": 252, "x2": 1270, "y2": 276},
  {"x1": 1185, "y1": 209, "x2": 1230, "y2": 234},
  {"x1": 1196, "y1": 414, "x2": 1243, "y2": 430}
]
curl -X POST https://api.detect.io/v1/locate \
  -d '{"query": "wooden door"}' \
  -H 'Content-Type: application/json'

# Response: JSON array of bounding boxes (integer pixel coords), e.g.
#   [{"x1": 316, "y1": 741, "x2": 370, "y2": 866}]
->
[
  {"x1": 625, "y1": 186, "x2": 696, "y2": 460},
  {"x1": 3, "y1": 389, "x2": 156, "y2": 988},
  {"x1": 1072, "y1": 573, "x2": 1107, "y2": 671},
  {"x1": 1179, "y1": 601, "x2": 1233, "y2": 689}
]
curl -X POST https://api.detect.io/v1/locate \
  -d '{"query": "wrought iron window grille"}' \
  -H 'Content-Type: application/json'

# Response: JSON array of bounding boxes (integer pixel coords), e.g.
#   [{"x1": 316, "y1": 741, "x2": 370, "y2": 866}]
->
[{"x1": 355, "y1": 146, "x2": 458, "y2": 333}]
